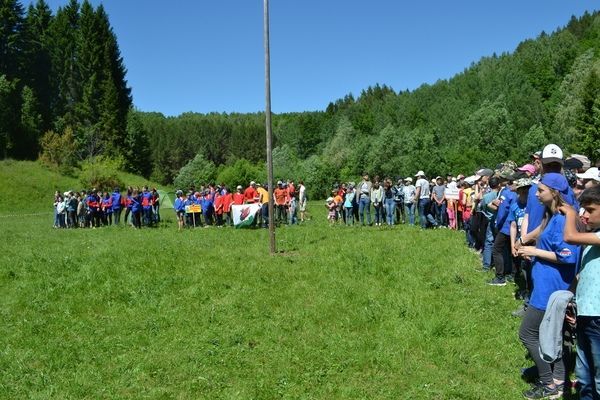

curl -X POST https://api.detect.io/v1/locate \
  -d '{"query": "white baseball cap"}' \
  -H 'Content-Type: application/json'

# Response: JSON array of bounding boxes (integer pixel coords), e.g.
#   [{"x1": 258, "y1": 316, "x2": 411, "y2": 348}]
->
[
  {"x1": 541, "y1": 144, "x2": 564, "y2": 165},
  {"x1": 576, "y1": 167, "x2": 600, "y2": 182}
]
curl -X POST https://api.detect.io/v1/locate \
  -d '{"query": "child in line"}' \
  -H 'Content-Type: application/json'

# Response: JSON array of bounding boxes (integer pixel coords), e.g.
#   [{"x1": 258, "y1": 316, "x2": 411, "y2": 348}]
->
[
  {"x1": 326, "y1": 197, "x2": 337, "y2": 225},
  {"x1": 560, "y1": 185, "x2": 600, "y2": 400},
  {"x1": 174, "y1": 190, "x2": 186, "y2": 231}
]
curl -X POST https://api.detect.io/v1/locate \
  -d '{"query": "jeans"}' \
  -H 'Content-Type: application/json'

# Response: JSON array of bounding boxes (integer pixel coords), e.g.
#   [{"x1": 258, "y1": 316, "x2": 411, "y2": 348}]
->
[
  {"x1": 404, "y1": 203, "x2": 415, "y2": 225},
  {"x1": 384, "y1": 198, "x2": 395, "y2": 225},
  {"x1": 373, "y1": 202, "x2": 383, "y2": 224},
  {"x1": 482, "y1": 223, "x2": 495, "y2": 269},
  {"x1": 288, "y1": 199, "x2": 297, "y2": 225},
  {"x1": 433, "y1": 202, "x2": 446, "y2": 226},
  {"x1": 418, "y1": 198, "x2": 437, "y2": 228},
  {"x1": 345, "y1": 207, "x2": 354, "y2": 225},
  {"x1": 395, "y1": 201, "x2": 405, "y2": 223},
  {"x1": 577, "y1": 316, "x2": 600, "y2": 400},
  {"x1": 519, "y1": 305, "x2": 566, "y2": 386},
  {"x1": 418, "y1": 198, "x2": 429, "y2": 228},
  {"x1": 464, "y1": 216, "x2": 475, "y2": 248},
  {"x1": 358, "y1": 196, "x2": 371, "y2": 225},
  {"x1": 113, "y1": 208, "x2": 122, "y2": 225},
  {"x1": 261, "y1": 203, "x2": 269, "y2": 227}
]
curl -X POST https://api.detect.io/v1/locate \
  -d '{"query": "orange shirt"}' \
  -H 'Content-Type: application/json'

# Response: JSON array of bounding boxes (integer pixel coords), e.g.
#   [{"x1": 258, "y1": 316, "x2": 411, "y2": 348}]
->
[
  {"x1": 244, "y1": 187, "x2": 259, "y2": 203},
  {"x1": 274, "y1": 188, "x2": 287, "y2": 205},
  {"x1": 222, "y1": 193, "x2": 233, "y2": 212}
]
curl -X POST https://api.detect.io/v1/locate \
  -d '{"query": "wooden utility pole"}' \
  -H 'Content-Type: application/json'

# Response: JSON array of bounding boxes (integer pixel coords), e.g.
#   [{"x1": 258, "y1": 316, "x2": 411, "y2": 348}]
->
[{"x1": 264, "y1": 0, "x2": 276, "y2": 254}]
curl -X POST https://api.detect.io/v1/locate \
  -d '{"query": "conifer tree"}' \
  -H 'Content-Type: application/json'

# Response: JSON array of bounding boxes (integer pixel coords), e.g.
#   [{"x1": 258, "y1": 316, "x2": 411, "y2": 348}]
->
[
  {"x1": 0, "y1": 0, "x2": 24, "y2": 80},
  {"x1": 22, "y1": 0, "x2": 53, "y2": 133}
]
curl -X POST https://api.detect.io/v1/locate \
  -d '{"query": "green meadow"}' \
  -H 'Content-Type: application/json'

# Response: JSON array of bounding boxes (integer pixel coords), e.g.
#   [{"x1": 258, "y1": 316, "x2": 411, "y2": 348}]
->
[{"x1": 1, "y1": 161, "x2": 528, "y2": 399}]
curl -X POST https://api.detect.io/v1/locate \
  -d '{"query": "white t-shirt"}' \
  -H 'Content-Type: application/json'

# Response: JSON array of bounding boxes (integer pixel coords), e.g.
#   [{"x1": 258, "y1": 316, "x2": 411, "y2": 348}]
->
[{"x1": 416, "y1": 178, "x2": 430, "y2": 199}]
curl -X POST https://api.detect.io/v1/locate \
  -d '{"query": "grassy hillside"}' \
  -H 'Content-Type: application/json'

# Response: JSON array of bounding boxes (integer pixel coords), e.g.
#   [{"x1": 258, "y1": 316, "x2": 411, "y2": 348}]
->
[
  {"x1": 0, "y1": 164, "x2": 531, "y2": 399},
  {"x1": 0, "y1": 160, "x2": 169, "y2": 215}
]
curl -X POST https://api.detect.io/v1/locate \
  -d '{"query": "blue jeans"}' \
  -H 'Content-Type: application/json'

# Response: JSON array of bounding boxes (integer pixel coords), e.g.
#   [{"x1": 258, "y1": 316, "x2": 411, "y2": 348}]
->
[
  {"x1": 463, "y1": 216, "x2": 475, "y2": 247},
  {"x1": 373, "y1": 202, "x2": 383, "y2": 224},
  {"x1": 577, "y1": 316, "x2": 600, "y2": 400},
  {"x1": 345, "y1": 207, "x2": 354, "y2": 225},
  {"x1": 384, "y1": 198, "x2": 395, "y2": 225},
  {"x1": 418, "y1": 198, "x2": 437, "y2": 228},
  {"x1": 482, "y1": 223, "x2": 495, "y2": 269},
  {"x1": 433, "y1": 202, "x2": 446, "y2": 225},
  {"x1": 358, "y1": 196, "x2": 371, "y2": 225},
  {"x1": 405, "y1": 203, "x2": 415, "y2": 225}
]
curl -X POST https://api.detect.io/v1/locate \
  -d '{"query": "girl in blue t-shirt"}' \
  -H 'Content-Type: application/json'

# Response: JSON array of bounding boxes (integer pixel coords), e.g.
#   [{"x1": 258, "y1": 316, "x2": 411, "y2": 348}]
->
[{"x1": 516, "y1": 173, "x2": 579, "y2": 399}]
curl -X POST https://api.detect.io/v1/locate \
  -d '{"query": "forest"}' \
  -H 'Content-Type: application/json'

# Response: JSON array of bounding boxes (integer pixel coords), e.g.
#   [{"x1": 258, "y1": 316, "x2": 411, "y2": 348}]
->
[{"x1": 2, "y1": 1, "x2": 600, "y2": 198}]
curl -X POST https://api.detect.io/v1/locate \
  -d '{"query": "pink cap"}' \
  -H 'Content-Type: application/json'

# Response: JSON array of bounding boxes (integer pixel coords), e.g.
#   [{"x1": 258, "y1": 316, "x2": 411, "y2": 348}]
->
[{"x1": 517, "y1": 164, "x2": 536, "y2": 175}]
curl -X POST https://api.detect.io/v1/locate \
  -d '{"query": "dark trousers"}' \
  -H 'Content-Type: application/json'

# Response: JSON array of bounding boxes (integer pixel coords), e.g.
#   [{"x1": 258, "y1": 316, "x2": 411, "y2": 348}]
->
[
  {"x1": 492, "y1": 232, "x2": 511, "y2": 278},
  {"x1": 519, "y1": 305, "x2": 567, "y2": 386}
]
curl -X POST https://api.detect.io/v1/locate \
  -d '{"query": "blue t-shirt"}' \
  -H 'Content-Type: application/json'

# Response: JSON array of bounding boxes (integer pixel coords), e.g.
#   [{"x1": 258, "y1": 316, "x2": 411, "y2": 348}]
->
[
  {"x1": 174, "y1": 197, "x2": 186, "y2": 212},
  {"x1": 507, "y1": 199, "x2": 527, "y2": 237},
  {"x1": 480, "y1": 191, "x2": 499, "y2": 223},
  {"x1": 495, "y1": 187, "x2": 516, "y2": 235},
  {"x1": 529, "y1": 213, "x2": 579, "y2": 311},
  {"x1": 576, "y1": 231, "x2": 600, "y2": 316}
]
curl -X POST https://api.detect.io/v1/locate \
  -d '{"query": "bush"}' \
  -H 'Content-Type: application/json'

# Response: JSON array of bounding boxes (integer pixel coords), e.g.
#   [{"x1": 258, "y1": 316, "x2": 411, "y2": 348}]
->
[
  {"x1": 173, "y1": 153, "x2": 216, "y2": 190},
  {"x1": 39, "y1": 127, "x2": 78, "y2": 175},
  {"x1": 79, "y1": 156, "x2": 125, "y2": 192},
  {"x1": 216, "y1": 158, "x2": 265, "y2": 191}
]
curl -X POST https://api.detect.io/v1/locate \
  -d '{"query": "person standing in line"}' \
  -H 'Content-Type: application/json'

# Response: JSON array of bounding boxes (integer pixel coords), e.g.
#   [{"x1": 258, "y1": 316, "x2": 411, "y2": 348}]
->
[
  {"x1": 402, "y1": 177, "x2": 416, "y2": 225},
  {"x1": 517, "y1": 173, "x2": 579, "y2": 400},
  {"x1": 298, "y1": 180, "x2": 307, "y2": 223},
  {"x1": 414, "y1": 171, "x2": 433, "y2": 228},
  {"x1": 371, "y1": 179, "x2": 384, "y2": 226},
  {"x1": 357, "y1": 172, "x2": 373, "y2": 226},
  {"x1": 383, "y1": 178, "x2": 396, "y2": 226},
  {"x1": 111, "y1": 187, "x2": 122, "y2": 225},
  {"x1": 561, "y1": 186, "x2": 600, "y2": 400}
]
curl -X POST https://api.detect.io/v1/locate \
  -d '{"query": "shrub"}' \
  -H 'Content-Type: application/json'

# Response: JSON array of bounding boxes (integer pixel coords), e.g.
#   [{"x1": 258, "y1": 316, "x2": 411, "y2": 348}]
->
[
  {"x1": 173, "y1": 153, "x2": 216, "y2": 190},
  {"x1": 39, "y1": 127, "x2": 78, "y2": 175},
  {"x1": 79, "y1": 156, "x2": 125, "y2": 192}
]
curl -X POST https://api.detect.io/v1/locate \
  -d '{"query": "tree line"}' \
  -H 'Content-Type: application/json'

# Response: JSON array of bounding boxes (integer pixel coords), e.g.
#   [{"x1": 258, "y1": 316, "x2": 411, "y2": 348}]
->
[
  {"x1": 2, "y1": 2, "x2": 600, "y2": 199},
  {"x1": 0, "y1": 0, "x2": 143, "y2": 171},
  {"x1": 138, "y1": 11, "x2": 600, "y2": 198}
]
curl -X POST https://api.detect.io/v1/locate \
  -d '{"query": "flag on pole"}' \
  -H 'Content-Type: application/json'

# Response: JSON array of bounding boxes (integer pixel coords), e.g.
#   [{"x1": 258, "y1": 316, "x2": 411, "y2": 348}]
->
[{"x1": 232, "y1": 204, "x2": 262, "y2": 228}]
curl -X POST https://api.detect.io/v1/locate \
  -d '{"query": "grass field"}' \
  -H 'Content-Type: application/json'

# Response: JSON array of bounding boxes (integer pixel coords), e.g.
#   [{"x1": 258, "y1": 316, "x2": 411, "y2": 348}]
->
[{"x1": 0, "y1": 161, "x2": 529, "y2": 399}]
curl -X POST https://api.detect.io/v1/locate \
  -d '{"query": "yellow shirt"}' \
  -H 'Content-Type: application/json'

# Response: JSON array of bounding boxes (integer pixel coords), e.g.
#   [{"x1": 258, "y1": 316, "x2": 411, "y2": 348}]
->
[{"x1": 257, "y1": 187, "x2": 269, "y2": 204}]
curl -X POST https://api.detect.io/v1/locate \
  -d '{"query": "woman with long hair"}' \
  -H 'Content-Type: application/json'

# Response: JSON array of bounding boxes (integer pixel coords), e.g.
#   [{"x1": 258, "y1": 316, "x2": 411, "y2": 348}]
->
[{"x1": 517, "y1": 173, "x2": 579, "y2": 399}]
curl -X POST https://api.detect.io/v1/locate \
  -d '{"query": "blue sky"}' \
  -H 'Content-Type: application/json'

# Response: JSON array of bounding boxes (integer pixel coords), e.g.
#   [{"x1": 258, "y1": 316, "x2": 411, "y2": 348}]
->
[{"x1": 35, "y1": 1, "x2": 599, "y2": 116}]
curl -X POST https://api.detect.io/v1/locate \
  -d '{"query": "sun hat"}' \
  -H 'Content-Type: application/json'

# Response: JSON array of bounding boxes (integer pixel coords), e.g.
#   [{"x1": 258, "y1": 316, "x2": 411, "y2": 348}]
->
[
  {"x1": 457, "y1": 174, "x2": 465, "y2": 180},
  {"x1": 465, "y1": 175, "x2": 478, "y2": 185},
  {"x1": 250, "y1": 181, "x2": 256, "y2": 186},
  {"x1": 576, "y1": 167, "x2": 600, "y2": 182},
  {"x1": 415, "y1": 170, "x2": 425, "y2": 177},
  {"x1": 517, "y1": 164, "x2": 536, "y2": 175},
  {"x1": 404, "y1": 177, "x2": 413, "y2": 183},
  {"x1": 541, "y1": 144, "x2": 564, "y2": 165},
  {"x1": 569, "y1": 154, "x2": 591, "y2": 170},
  {"x1": 236, "y1": 185, "x2": 243, "y2": 190},
  {"x1": 540, "y1": 173, "x2": 568, "y2": 193},
  {"x1": 475, "y1": 168, "x2": 494, "y2": 177},
  {"x1": 435, "y1": 176, "x2": 443, "y2": 181},
  {"x1": 513, "y1": 178, "x2": 533, "y2": 190}
]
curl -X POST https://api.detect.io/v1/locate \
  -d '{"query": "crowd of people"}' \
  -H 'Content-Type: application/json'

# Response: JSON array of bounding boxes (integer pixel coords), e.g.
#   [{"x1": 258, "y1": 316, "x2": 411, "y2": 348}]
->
[
  {"x1": 53, "y1": 186, "x2": 161, "y2": 229},
  {"x1": 323, "y1": 143, "x2": 600, "y2": 399},
  {"x1": 171, "y1": 180, "x2": 308, "y2": 231},
  {"x1": 50, "y1": 143, "x2": 600, "y2": 399}
]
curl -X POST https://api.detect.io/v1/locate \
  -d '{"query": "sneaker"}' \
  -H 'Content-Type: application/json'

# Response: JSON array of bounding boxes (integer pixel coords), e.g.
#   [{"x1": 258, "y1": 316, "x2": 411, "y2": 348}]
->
[
  {"x1": 522, "y1": 382, "x2": 561, "y2": 399},
  {"x1": 487, "y1": 277, "x2": 506, "y2": 286},
  {"x1": 512, "y1": 303, "x2": 528, "y2": 318},
  {"x1": 506, "y1": 275, "x2": 515, "y2": 284}
]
